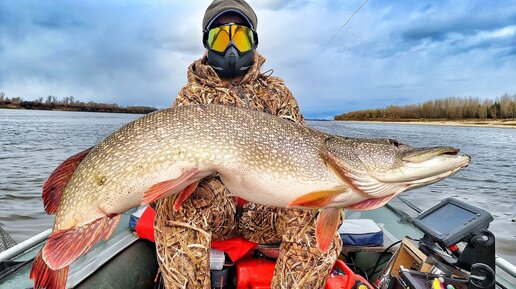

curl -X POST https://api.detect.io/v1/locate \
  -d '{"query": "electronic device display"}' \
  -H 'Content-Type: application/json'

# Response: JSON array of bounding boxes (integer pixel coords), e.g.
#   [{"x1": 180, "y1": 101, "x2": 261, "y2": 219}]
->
[{"x1": 413, "y1": 198, "x2": 493, "y2": 247}]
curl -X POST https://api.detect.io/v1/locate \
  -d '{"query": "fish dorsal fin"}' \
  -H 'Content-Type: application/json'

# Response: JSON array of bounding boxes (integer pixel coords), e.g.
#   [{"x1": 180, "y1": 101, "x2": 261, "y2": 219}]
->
[
  {"x1": 41, "y1": 214, "x2": 120, "y2": 270},
  {"x1": 173, "y1": 181, "x2": 200, "y2": 212},
  {"x1": 30, "y1": 251, "x2": 68, "y2": 289},
  {"x1": 141, "y1": 168, "x2": 199, "y2": 205},
  {"x1": 321, "y1": 149, "x2": 408, "y2": 199},
  {"x1": 42, "y1": 147, "x2": 93, "y2": 214},
  {"x1": 288, "y1": 186, "x2": 347, "y2": 208},
  {"x1": 316, "y1": 208, "x2": 342, "y2": 253}
]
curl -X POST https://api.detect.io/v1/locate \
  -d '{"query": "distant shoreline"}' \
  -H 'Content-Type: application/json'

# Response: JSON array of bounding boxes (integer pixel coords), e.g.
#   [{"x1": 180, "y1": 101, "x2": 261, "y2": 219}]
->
[
  {"x1": 337, "y1": 119, "x2": 516, "y2": 129},
  {"x1": 0, "y1": 103, "x2": 157, "y2": 114}
]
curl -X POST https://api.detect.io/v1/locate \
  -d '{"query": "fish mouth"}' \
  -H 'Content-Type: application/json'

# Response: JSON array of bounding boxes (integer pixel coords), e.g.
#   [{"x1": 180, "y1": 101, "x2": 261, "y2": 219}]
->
[
  {"x1": 402, "y1": 146, "x2": 461, "y2": 163},
  {"x1": 375, "y1": 147, "x2": 471, "y2": 184}
]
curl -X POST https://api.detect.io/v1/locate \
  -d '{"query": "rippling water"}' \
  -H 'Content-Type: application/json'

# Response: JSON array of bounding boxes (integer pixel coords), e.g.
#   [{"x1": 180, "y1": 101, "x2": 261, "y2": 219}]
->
[
  {"x1": 0, "y1": 109, "x2": 514, "y2": 263},
  {"x1": 0, "y1": 109, "x2": 140, "y2": 243}
]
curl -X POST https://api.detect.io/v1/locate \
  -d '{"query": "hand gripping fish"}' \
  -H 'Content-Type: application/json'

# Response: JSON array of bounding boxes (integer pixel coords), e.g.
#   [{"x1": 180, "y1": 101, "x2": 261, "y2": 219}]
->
[{"x1": 31, "y1": 104, "x2": 470, "y2": 289}]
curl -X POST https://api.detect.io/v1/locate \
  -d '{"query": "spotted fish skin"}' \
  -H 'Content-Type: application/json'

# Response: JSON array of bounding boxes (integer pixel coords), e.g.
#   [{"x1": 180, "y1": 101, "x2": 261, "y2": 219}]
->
[
  {"x1": 53, "y1": 104, "x2": 335, "y2": 230},
  {"x1": 54, "y1": 103, "x2": 471, "y2": 231},
  {"x1": 32, "y1": 104, "x2": 470, "y2": 289}
]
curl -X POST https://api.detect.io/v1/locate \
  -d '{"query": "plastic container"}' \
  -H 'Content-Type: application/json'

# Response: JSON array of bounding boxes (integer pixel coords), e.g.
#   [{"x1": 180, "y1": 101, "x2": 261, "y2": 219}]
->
[
  {"x1": 211, "y1": 268, "x2": 230, "y2": 288},
  {"x1": 210, "y1": 248, "x2": 225, "y2": 270},
  {"x1": 236, "y1": 256, "x2": 275, "y2": 289}
]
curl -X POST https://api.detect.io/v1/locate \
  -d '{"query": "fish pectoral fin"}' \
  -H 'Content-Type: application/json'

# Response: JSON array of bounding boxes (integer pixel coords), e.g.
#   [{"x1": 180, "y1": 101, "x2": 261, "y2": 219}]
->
[
  {"x1": 141, "y1": 168, "x2": 199, "y2": 205},
  {"x1": 288, "y1": 186, "x2": 347, "y2": 208},
  {"x1": 316, "y1": 208, "x2": 342, "y2": 253},
  {"x1": 41, "y1": 214, "x2": 120, "y2": 270},
  {"x1": 42, "y1": 147, "x2": 93, "y2": 214},
  {"x1": 173, "y1": 181, "x2": 200, "y2": 212}
]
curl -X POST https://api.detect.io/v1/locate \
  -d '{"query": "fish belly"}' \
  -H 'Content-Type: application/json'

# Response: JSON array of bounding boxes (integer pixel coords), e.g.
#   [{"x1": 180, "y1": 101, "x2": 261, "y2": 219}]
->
[{"x1": 219, "y1": 166, "x2": 342, "y2": 208}]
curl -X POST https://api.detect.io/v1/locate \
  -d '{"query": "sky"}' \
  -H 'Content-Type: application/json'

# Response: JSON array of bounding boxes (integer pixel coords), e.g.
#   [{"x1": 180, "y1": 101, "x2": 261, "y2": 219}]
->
[{"x1": 1, "y1": 0, "x2": 515, "y2": 119}]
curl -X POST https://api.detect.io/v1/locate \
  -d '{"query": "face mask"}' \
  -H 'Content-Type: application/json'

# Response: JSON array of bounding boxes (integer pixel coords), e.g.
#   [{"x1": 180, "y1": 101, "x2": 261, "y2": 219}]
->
[{"x1": 204, "y1": 23, "x2": 258, "y2": 79}]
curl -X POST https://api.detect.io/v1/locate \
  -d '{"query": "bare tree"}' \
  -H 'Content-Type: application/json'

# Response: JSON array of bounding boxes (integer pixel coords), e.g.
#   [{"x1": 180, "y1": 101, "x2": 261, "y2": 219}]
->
[
  {"x1": 335, "y1": 94, "x2": 516, "y2": 120},
  {"x1": 500, "y1": 94, "x2": 513, "y2": 119}
]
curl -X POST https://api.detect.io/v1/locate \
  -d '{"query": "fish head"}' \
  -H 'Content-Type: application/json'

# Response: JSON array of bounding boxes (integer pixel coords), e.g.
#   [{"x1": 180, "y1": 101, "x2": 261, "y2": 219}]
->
[{"x1": 323, "y1": 135, "x2": 471, "y2": 210}]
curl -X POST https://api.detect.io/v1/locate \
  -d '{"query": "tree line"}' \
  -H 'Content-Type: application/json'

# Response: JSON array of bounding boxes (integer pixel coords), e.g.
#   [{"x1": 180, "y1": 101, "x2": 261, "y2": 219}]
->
[
  {"x1": 0, "y1": 93, "x2": 157, "y2": 114},
  {"x1": 334, "y1": 94, "x2": 516, "y2": 121}
]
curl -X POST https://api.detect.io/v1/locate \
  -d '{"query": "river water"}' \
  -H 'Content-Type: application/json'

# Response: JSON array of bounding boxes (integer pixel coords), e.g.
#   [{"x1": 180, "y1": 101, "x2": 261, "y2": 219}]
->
[{"x1": 0, "y1": 109, "x2": 515, "y2": 263}]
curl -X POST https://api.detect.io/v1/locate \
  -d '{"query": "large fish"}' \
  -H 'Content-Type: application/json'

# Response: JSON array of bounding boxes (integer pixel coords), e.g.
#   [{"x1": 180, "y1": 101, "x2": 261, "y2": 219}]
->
[{"x1": 31, "y1": 104, "x2": 470, "y2": 289}]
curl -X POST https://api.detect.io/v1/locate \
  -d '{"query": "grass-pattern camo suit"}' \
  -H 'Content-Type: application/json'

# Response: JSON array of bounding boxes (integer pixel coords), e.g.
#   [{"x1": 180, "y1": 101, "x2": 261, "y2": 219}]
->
[{"x1": 154, "y1": 52, "x2": 342, "y2": 289}]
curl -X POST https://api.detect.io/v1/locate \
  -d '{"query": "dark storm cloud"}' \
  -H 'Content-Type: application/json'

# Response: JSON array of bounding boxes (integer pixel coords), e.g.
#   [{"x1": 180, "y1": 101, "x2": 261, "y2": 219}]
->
[
  {"x1": 31, "y1": 12, "x2": 84, "y2": 30},
  {"x1": 505, "y1": 47, "x2": 516, "y2": 56},
  {"x1": 0, "y1": 1, "x2": 203, "y2": 107},
  {"x1": 400, "y1": 4, "x2": 515, "y2": 59},
  {"x1": 401, "y1": 10, "x2": 516, "y2": 43}
]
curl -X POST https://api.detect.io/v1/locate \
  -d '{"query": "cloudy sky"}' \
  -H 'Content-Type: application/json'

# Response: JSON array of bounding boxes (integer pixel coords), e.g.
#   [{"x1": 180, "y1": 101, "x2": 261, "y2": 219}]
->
[{"x1": 1, "y1": 0, "x2": 515, "y2": 119}]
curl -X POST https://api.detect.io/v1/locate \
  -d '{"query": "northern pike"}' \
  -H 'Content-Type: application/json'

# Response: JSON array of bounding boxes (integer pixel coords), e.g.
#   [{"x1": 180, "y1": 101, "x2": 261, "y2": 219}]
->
[{"x1": 31, "y1": 104, "x2": 470, "y2": 289}]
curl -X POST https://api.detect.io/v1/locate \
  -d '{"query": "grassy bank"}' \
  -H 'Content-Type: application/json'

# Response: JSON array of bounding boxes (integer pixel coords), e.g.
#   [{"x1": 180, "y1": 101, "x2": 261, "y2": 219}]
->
[
  {"x1": 339, "y1": 118, "x2": 516, "y2": 128},
  {"x1": 0, "y1": 94, "x2": 157, "y2": 114}
]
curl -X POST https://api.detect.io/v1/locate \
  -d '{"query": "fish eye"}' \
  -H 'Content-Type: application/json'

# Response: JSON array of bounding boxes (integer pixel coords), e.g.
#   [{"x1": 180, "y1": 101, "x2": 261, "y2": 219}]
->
[{"x1": 388, "y1": 139, "x2": 400, "y2": 147}]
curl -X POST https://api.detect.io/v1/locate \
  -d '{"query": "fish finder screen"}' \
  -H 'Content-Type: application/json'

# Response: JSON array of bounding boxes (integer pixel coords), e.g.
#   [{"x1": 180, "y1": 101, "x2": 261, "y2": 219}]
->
[{"x1": 419, "y1": 203, "x2": 476, "y2": 236}]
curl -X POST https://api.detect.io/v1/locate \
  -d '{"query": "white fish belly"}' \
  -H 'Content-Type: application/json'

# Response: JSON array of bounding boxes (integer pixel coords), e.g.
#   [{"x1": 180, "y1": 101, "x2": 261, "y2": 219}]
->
[{"x1": 219, "y1": 167, "x2": 343, "y2": 208}]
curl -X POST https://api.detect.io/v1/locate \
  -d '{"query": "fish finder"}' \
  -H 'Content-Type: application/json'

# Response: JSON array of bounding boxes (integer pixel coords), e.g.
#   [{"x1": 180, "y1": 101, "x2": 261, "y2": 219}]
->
[
  {"x1": 412, "y1": 198, "x2": 496, "y2": 289},
  {"x1": 413, "y1": 198, "x2": 493, "y2": 247}
]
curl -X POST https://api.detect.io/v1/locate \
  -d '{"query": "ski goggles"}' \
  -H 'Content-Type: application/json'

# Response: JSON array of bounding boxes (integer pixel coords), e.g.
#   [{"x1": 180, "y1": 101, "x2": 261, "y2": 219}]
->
[{"x1": 204, "y1": 23, "x2": 257, "y2": 53}]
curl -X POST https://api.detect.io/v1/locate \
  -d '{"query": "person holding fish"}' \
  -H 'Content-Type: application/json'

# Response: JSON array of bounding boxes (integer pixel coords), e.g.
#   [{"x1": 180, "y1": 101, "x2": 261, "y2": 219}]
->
[
  {"x1": 28, "y1": 1, "x2": 470, "y2": 289},
  {"x1": 153, "y1": 0, "x2": 343, "y2": 288}
]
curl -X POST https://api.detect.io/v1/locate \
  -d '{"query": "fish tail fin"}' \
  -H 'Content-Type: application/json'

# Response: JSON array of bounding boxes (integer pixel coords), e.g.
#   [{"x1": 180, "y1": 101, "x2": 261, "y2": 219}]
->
[
  {"x1": 30, "y1": 251, "x2": 69, "y2": 289},
  {"x1": 42, "y1": 147, "x2": 93, "y2": 214},
  {"x1": 316, "y1": 208, "x2": 342, "y2": 253},
  {"x1": 42, "y1": 214, "x2": 120, "y2": 270}
]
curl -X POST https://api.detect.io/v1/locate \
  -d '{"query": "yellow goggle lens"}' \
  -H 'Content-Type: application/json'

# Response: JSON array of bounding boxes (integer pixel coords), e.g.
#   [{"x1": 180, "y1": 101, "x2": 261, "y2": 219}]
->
[
  {"x1": 208, "y1": 26, "x2": 231, "y2": 52},
  {"x1": 206, "y1": 24, "x2": 254, "y2": 53},
  {"x1": 232, "y1": 26, "x2": 252, "y2": 52}
]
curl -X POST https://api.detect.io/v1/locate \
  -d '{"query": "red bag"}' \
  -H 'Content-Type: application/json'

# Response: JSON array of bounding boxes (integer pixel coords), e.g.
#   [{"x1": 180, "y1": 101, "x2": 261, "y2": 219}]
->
[
  {"x1": 212, "y1": 237, "x2": 258, "y2": 262},
  {"x1": 135, "y1": 206, "x2": 156, "y2": 242}
]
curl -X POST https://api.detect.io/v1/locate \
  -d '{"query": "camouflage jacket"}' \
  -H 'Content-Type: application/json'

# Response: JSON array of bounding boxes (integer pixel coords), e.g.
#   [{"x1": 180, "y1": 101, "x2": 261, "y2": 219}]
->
[
  {"x1": 173, "y1": 51, "x2": 303, "y2": 124},
  {"x1": 156, "y1": 52, "x2": 341, "y2": 289},
  {"x1": 170, "y1": 51, "x2": 306, "y2": 243}
]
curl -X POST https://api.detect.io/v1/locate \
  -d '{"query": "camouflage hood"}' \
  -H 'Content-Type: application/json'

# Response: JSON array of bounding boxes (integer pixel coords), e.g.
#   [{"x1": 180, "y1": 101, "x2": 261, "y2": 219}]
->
[
  {"x1": 176, "y1": 51, "x2": 304, "y2": 123},
  {"x1": 187, "y1": 51, "x2": 266, "y2": 87}
]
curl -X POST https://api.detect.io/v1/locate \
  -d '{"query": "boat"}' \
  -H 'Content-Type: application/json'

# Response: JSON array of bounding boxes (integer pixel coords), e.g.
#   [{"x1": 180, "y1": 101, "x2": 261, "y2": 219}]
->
[{"x1": 1, "y1": 197, "x2": 515, "y2": 289}]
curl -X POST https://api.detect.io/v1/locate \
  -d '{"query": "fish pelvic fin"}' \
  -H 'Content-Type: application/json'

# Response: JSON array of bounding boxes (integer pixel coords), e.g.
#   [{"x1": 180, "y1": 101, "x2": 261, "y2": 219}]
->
[
  {"x1": 346, "y1": 194, "x2": 396, "y2": 210},
  {"x1": 173, "y1": 181, "x2": 200, "y2": 212},
  {"x1": 42, "y1": 214, "x2": 120, "y2": 270},
  {"x1": 141, "y1": 168, "x2": 199, "y2": 205},
  {"x1": 288, "y1": 186, "x2": 347, "y2": 208},
  {"x1": 31, "y1": 251, "x2": 69, "y2": 289},
  {"x1": 42, "y1": 147, "x2": 93, "y2": 214},
  {"x1": 316, "y1": 208, "x2": 342, "y2": 253}
]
